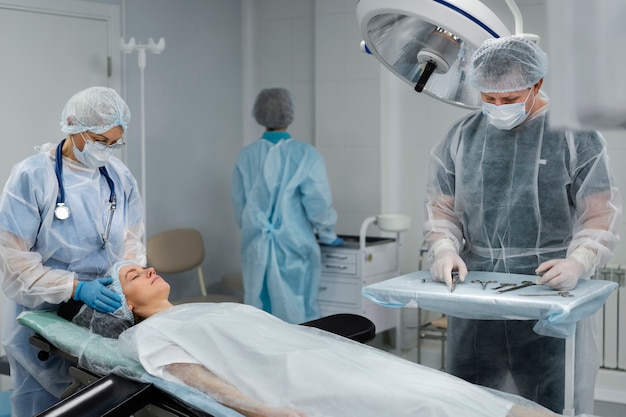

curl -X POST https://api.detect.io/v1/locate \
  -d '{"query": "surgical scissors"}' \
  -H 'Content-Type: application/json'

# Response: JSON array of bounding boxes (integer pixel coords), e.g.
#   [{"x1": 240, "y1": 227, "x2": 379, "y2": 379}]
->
[
  {"x1": 471, "y1": 280, "x2": 497, "y2": 290},
  {"x1": 518, "y1": 291, "x2": 574, "y2": 298}
]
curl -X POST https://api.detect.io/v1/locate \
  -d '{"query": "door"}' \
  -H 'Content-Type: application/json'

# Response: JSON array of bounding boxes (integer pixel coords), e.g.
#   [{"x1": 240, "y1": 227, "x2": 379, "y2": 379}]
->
[
  {"x1": 0, "y1": 0, "x2": 121, "y2": 390},
  {"x1": 0, "y1": 0, "x2": 122, "y2": 183}
]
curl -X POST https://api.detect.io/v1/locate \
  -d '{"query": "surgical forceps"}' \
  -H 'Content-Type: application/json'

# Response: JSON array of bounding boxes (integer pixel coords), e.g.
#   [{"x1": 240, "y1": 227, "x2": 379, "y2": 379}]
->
[
  {"x1": 492, "y1": 283, "x2": 516, "y2": 290},
  {"x1": 471, "y1": 280, "x2": 497, "y2": 290},
  {"x1": 518, "y1": 291, "x2": 574, "y2": 298},
  {"x1": 496, "y1": 281, "x2": 536, "y2": 293},
  {"x1": 450, "y1": 272, "x2": 459, "y2": 292}
]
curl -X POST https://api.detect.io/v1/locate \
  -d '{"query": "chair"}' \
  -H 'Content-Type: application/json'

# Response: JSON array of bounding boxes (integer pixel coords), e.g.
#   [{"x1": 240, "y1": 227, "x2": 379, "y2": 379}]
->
[{"x1": 146, "y1": 228, "x2": 241, "y2": 304}]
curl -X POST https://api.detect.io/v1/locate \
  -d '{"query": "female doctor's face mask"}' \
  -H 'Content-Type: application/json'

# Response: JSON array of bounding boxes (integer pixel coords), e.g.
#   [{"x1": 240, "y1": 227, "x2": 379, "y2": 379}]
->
[
  {"x1": 72, "y1": 133, "x2": 116, "y2": 168},
  {"x1": 481, "y1": 89, "x2": 535, "y2": 130}
]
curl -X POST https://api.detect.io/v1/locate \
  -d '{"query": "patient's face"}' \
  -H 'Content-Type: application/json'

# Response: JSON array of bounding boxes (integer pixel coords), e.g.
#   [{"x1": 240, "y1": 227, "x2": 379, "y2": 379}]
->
[{"x1": 118, "y1": 264, "x2": 170, "y2": 309}]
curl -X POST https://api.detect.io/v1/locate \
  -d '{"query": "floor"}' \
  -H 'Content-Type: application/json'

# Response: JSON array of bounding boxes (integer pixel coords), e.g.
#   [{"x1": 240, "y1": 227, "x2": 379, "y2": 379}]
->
[{"x1": 367, "y1": 330, "x2": 626, "y2": 417}]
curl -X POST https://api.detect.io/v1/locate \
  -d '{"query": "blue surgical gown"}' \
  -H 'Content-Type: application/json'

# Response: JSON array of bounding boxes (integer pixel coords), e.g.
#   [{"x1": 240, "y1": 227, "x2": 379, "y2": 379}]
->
[
  {"x1": 231, "y1": 132, "x2": 339, "y2": 324},
  {"x1": 0, "y1": 142, "x2": 145, "y2": 415}
]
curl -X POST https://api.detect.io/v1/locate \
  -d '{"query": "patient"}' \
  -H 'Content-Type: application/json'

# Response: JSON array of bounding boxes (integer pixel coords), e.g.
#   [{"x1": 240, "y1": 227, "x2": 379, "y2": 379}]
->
[{"x1": 66, "y1": 261, "x2": 561, "y2": 417}]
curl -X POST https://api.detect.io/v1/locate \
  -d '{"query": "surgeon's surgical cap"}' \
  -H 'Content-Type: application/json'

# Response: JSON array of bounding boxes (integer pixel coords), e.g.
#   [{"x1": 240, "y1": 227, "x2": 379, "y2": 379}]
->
[
  {"x1": 253, "y1": 88, "x2": 294, "y2": 129},
  {"x1": 107, "y1": 260, "x2": 135, "y2": 325},
  {"x1": 60, "y1": 86, "x2": 131, "y2": 135},
  {"x1": 470, "y1": 36, "x2": 548, "y2": 93}
]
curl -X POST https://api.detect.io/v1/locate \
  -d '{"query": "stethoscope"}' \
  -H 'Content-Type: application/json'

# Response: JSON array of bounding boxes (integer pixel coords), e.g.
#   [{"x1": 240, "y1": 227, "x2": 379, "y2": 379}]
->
[{"x1": 54, "y1": 139, "x2": 116, "y2": 248}]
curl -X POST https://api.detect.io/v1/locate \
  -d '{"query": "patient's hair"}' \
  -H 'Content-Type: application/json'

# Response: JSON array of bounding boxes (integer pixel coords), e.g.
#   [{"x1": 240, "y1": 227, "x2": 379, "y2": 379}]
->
[{"x1": 58, "y1": 299, "x2": 132, "y2": 339}]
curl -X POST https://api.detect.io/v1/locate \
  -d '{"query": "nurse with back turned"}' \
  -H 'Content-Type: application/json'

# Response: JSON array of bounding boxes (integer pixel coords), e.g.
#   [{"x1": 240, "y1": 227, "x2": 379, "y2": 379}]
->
[{"x1": 232, "y1": 88, "x2": 342, "y2": 325}]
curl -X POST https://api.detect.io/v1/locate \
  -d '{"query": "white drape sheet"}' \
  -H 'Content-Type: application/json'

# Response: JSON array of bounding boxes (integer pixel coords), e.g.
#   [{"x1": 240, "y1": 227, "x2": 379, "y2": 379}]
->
[{"x1": 118, "y1": 303, "x2": 514, "y2": 417}]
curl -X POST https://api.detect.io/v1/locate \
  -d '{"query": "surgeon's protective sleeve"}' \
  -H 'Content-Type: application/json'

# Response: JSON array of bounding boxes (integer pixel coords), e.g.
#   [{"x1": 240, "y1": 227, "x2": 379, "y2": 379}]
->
[
  {"x1": 117, "y1": 303, "x2": 517, "y2": 417},
  {"x1": 0, "y1": 142, "x2": 145, "y2": 410},
  {"x1": 231, "y1": 136, "x2": 339, "y2": 324},
  {"x1": 423, "y1": 105, "x2": 621, "y2": 414}
]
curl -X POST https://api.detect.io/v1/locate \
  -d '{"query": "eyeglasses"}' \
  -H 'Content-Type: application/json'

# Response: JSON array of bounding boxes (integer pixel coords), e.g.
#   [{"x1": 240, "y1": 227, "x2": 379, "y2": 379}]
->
[{"x1": 85, "y1": 132, "x2": 126, "y2": 150}]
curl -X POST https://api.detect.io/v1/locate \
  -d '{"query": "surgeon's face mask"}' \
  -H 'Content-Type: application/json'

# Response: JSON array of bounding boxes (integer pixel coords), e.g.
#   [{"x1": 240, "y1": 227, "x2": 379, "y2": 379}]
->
[
  {"x1": 481, "y1": 89, "x2": 534, "y2": 130},
  {"x1": 72, "y1": 133, "x2": 116, "y2": 168}
]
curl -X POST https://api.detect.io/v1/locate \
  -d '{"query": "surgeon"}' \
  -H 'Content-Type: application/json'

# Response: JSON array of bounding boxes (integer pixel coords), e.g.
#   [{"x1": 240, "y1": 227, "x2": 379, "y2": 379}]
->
[
  {"x1": 423, "y1": 36, "x2": 621, "y2": 413},
  {"x1": 231, "y1": 88, "x2": 342, "y2": 324},
  {"x1": 0, "y1": 86, "x2": 146, "y2": 415}
]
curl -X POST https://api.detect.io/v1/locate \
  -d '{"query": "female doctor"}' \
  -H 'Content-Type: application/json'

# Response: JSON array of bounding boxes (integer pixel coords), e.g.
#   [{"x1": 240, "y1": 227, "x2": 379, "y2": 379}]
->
[{"x1": 0, "y1": 86, "x2": 146, "y2": 416}]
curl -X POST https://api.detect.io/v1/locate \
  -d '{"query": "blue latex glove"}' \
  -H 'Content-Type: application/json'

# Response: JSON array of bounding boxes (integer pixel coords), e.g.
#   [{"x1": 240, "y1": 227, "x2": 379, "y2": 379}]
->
[
  {"x1": 326, "y1": 237, "x2": 344, "y2": 247},
  {"x1": 74, "y1": 277, "x2": 122, "y2": 313}
]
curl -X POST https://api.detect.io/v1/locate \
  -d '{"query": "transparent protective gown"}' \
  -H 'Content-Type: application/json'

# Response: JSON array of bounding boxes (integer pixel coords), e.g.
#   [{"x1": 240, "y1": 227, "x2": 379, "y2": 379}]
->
[
  {"x1": 0, "y1": 143, "x2": 145, "y2": 413},
  {"x1": 423, "y1": 105, "x2": 621, "y2": 413},
  {"x1": 232, "y1": 136, "x2": 339, "y2": 324},
  {"x1": 424, "y1": 106, "x2": 620, "y2": 273}
]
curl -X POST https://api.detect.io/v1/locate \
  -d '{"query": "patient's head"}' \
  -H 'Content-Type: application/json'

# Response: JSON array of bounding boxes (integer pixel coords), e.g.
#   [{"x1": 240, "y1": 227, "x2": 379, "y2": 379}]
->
[
  {"x1": 114, "y1": 262, "x2": 173, "y2": 321},
  {"x1": 58, "y1": 261, "x2": 173, "y2": 338}
]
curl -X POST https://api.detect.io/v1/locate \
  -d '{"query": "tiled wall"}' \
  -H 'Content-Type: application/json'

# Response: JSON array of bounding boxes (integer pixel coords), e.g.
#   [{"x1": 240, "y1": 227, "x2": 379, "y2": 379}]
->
[
  {"x1": 315, "y1": 0, "x2": 384, "y2": 236},
  {"x1": 252, "y1": 0, "x2": 626, "y2": 274}
]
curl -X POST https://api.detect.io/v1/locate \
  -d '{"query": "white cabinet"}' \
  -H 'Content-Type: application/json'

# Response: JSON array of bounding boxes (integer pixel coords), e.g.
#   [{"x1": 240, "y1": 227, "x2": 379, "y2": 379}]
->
[{"x1": 318, "y1": 235, "x2": 399, "y2": 333}]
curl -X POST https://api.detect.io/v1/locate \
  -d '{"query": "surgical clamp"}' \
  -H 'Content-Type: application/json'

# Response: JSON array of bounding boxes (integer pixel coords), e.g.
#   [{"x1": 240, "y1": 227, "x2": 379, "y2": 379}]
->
[
  {"x1": 492, "y1": 283, "x2": 516, "y2": 290},
  {"x1": 450, "y1": 272, "x2": 459, "y2": 293},
  {"x1": 496, "y1": 281, "x2": 536, "y2": 293},
  {"x1": 471, "y1": 280, "x2": 497, "y2": 290},
  {"x1": 518, "y1": 291, "x2": 574, "y2": 298}
]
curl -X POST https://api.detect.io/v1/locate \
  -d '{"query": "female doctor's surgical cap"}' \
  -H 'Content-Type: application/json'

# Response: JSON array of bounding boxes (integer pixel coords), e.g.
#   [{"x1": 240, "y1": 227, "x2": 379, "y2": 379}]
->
[
  {"x1": 60, "y1": 86, "x2": 131, "y2": 135},
  {"x1": 107, "y1": 260, "x2": 136, "y2": 325},
  {"x1": 470, "y1": 36, "x2": 548, "y2": 93},
  {"x1": 253, "y1": 88, "x2": 294, "y2": 129}
]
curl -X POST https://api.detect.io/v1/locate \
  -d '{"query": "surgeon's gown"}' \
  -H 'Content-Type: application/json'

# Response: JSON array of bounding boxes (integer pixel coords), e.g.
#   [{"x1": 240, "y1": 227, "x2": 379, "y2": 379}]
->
[
  {"x1": 0, "y1": 143, "x2": 145, "y2": 415},
  {"x1": 423, "y1": 105, "x2": 621, "y2": 413},
  {"x1": 231, "y1": 133, "x2": 339, "y2": 324},
  {"x1": 118, "y1": 303, "x2": 516, "y2": 417}
]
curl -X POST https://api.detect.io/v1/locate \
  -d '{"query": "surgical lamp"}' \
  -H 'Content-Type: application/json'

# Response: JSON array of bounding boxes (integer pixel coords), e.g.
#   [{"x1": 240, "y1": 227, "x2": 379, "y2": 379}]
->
[{"x1": 357, "y1": 0, "x2": 511, "y2": 109}]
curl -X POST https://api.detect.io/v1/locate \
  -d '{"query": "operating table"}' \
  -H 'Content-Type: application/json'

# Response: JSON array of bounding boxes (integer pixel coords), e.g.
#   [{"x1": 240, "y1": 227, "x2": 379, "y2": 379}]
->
[{"x1": 18, "y1": 309, "x2": 376, "y2": 417}]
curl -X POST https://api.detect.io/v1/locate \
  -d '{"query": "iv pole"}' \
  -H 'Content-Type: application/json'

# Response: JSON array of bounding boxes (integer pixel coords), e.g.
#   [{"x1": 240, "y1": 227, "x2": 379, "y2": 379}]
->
[{"x1": 120, "y1": 37, "x2": 165, "y2": 246}]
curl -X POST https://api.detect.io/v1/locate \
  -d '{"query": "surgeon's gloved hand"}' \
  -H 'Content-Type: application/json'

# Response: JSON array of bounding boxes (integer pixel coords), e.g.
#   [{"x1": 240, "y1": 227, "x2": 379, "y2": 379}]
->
[
  {"x1": 429, "y1": 239, "x2": 468, "y2": 289},
  {"x1": 536, "y1": 258, "x2": 585, "y2": 291},
  {"x1": 73, "y1": 277, "x2": 122, "y2": 313},
  {"x1": 536, "y1": 247, "x2": 595, "y2": 291},
  {"x1": 326, "y1": 237, "x2": 344, "y2": 247}
]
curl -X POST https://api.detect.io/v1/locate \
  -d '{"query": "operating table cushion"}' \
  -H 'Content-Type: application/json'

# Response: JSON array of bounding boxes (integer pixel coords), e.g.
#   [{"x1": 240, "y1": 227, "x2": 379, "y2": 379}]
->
[{"x1": 17, "y1": 310, "x2": 244, "y2": 417}]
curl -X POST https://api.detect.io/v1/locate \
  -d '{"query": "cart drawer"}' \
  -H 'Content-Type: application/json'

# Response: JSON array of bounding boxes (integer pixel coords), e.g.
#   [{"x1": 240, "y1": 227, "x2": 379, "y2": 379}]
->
[
  {"x1": 321, "y1": 262, "x2": 357, "y2": 275},
  {"x1": 321, "y1": 251, "x2": 357, "y2": 264},
  {"x1": 318, "y1": 280, "x2": 360, "y2": 305}
]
